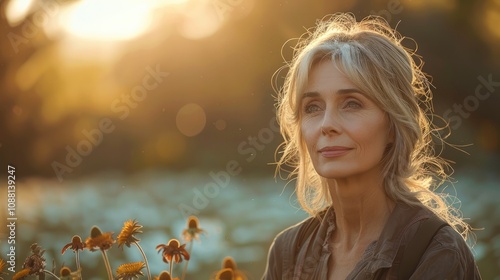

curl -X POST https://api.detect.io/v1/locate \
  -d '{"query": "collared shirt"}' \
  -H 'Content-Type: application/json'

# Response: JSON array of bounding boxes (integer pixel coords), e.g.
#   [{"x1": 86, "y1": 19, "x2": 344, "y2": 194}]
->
[{"x1": 262, "y1": 202, "x2": 481, "y2": 279}]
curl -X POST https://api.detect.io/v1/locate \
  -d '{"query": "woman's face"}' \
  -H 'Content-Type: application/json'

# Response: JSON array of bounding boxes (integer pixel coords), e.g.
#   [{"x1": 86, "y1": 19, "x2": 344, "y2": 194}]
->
[{"x1": 300, "y1": 60, "x2": 392, "y2": 180}]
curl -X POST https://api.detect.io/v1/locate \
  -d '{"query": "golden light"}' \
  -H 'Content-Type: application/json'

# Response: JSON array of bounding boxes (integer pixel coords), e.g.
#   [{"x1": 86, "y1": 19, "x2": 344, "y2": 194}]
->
[
  {"x1": 177, "y1": 0, "x2": 223, "y2": 39},
  {"x1": 404, "y1": 0, "x2": 456, "y2": 11},
  {"x1": 484, "y1": 3, "x2": 500, "y2": 39},
  {"x1": 43, "y1": 0, "x2": 190, "y2": 62},
  {"x1": 5, "y1": 0, "x2": 34, "y2": 26},
  {"x1": 176, "y1": 103, "x2": 207, "y2": 137},
  {"x1": 60, "y1": 0, "x2": 153, "y2": 41},
  {"x1": 138, "y1": 131, "x2": 187, "y2": 165},
  {"x1": 479, "y1": 120, "x2": 499, "y2": 151}
]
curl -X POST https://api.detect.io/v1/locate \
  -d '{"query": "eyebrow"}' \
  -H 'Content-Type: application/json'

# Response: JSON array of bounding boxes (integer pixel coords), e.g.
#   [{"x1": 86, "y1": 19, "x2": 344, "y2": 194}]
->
[{"x1": 301, "y1": 88, "x2": 364, "y2": 99}]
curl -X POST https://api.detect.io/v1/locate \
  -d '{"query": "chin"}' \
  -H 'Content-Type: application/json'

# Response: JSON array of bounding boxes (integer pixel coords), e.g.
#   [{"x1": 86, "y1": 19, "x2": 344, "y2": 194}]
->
[{"x1": 316, "y1": 168, "x2": 354, "y2": 180}]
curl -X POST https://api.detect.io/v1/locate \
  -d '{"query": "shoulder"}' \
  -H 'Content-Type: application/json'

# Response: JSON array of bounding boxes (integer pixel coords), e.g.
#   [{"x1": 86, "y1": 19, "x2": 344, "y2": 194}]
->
[
  {"x1": 385, "y1": 202, "x2": 481, "y2": 279},
  {"x1": 429, "y1": 225, "x2": 479, "y2": 269},
  {"x1": 412, "y1": 219, "x2": 481, "y2": 279},
  {"x1": 271, "y1": 208, "x2": 329, "y2": 250},
  {"x1": 262, "y1": 215, "x2": 319, "y2": 280},
  {"x1": 433, "y1": 225, "x2": 471, "y2": 253},
  {"x1": 268, "y1": 215, "x2": 318, "y2": 255}
]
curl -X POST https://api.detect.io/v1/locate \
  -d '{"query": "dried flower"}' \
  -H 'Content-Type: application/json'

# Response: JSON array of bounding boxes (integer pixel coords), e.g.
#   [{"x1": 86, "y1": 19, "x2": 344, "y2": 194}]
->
[
  {"x1": 60, "y1": 267, "x2": 72, "y2": 277},
  {"x1": 0, "y1": 259, "x2": 5, "y2": 270},
  {"x1": 62, "y1": 235, "x2": 86, "y2": 254},
  {"x1": 215, "y1": 257, "x2": 247, "y2": 280},
  {"x1": 154, "y1": 271, "x2": 179, "y2": 280},
  {"x1": 23, "y1": 243, "x2": 46, "y2": 275},
  {"x1": 117, "y1": 220, "x2": 143, "y2": 248},
  {"x1": 222, "y1": 256, "x2": 236, "y2": 270},
  {"x1": 85, "y1": 226, "x2": 115, "y2": 280},
  {"x1": 62, "y1": 235, "x2": 85, "y2": 271},
  {"x1": 182, "y1": 216, "x2": 205, "y2": 242},
  {"x1": 85, "y1": 226, "x2": 115, "y2": 251},
  {"x1": 12, "y1": 268, "x2": 30, "y2": 280},
  {"x1": 115, "y1": 262, "x2": 145, "y2": 280},
  {"x1": 60, "y1": 266, "x2": 82, "y2": 280},
  {"x1": 181, "y1": 216, "x2": 204, "y2": 280},
  {"x1": 0, "y1": 259, "x2": 7, "y2": 280},
  {"x1": 117, "y1": 220, "x2": 151, "y2": 280},
  {"x1": 215, "y1": 268, "x2": 234, "y2": 280},
  {"x1": 156, "y1": 239, "x2": 190, "y2": 264}
]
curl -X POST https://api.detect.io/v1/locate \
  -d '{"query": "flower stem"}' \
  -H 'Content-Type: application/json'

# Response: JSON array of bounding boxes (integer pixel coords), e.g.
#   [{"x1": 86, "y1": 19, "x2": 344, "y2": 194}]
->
[
  {"x1": 43, "y1": 270, "x2": 61, "y2": 279},
  {"x1": 100, "y1": 249, "x2": 113, "y2": 280},
  {"x1": 133, "y1": 241, "x2": 152, "y2": 280},
  {"x1": 169, "y1": 261, "x2": 173, "y2": 276},
  {"x1": 181, "y1": 241, "x2": 193, "y2": 280},
  {"x1": 75, "y1": 251, "x2": 81, "y2": 271}
]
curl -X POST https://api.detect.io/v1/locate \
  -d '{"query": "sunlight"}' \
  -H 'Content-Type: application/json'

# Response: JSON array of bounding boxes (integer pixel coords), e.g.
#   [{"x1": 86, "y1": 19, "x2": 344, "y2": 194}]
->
[
  {"x1": 5, "y1": 0, "x2": 34, "y2": 26},
  {"x1": 178, "y1": 0, "x2": 222, "y2": 39},
  {"x1": 61, "y1": 0, "x2": 151, "y2": 41},
  {"x1": 485, "y1": 4, "x2": 500, "y2": 39},
  {"x1": 60, "y1": 0, "x2": 155, "y2": 41}
]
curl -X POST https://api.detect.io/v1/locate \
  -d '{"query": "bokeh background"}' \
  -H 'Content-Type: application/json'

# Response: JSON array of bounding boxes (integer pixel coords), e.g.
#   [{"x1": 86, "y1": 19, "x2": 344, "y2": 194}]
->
[{"x1": 0, "y1": 0, "x2": 499, "y2": 279}]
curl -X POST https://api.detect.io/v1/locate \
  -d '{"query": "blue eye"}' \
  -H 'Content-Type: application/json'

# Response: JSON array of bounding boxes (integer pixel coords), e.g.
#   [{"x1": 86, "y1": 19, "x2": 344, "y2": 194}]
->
[
  {"x1": 304, "y1": 104, "x2": 321, "y2": 114},
  {"x1": 344, "y1": 100, "x2": 361, "y2": 109}
]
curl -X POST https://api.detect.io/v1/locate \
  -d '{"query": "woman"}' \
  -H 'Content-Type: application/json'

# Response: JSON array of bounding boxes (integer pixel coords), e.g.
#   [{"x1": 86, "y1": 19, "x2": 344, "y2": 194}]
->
[{"x1": 263, "y1": 13, "x2": 481, "y2": 279}]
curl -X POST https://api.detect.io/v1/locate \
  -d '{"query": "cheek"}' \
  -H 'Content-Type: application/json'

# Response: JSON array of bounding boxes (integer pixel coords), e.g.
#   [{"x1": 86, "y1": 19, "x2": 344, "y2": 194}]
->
[
  {"x1": 300, "y1": 121, "x2": 318, "y2": 151},
  {"x1": 300, "y1": 125, "x2": 312, "y2": 148},
  {"x1": 351, "y1": 117, "x2": 390, "y2": 152}
]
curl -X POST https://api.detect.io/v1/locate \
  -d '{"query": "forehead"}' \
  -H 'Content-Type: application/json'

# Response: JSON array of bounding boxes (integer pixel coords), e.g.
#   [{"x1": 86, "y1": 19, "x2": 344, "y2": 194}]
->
[
  {"x1": 306, "y1": 60, "x2": 354, "y2": 87},
  {"x1": 303, "y1": 60, "x2": 359, "y2": 94}
]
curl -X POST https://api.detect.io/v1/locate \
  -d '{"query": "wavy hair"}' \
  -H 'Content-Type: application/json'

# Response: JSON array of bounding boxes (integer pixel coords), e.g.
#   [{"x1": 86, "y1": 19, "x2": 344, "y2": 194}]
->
[{"x1": 274, "y1": 13, "x2": 471, "y2": 240}]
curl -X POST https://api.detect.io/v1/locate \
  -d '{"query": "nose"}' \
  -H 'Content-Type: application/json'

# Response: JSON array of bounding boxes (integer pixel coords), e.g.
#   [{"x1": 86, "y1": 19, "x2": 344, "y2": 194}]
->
[{"x1": 320, "y1": 110, "x2": 341, "y2": 135}]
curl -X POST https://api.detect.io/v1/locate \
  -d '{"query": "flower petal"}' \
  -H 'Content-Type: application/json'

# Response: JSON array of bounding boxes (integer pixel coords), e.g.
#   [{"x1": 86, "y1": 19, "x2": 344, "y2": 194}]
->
[{"x1": 61, "y1": 243, "x2": 72, "y2": 254}]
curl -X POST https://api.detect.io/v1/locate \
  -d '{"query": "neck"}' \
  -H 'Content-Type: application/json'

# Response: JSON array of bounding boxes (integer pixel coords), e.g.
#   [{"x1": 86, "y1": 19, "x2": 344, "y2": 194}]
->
[{"x1": 328, "y1": 171, "x2": 395, "y2": 249}]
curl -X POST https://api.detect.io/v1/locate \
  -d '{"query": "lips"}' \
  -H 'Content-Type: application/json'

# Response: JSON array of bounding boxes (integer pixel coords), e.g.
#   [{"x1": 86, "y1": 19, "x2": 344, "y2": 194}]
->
[{"x1": 318, "y1": 146, "x2": 353, "y2": 157}]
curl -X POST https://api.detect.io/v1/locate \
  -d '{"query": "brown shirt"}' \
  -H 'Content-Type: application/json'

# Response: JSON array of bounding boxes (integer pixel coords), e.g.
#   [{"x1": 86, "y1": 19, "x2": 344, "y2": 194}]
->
[{"x1": 262, "y1": 202, "x2": 481, "y2": 279}]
